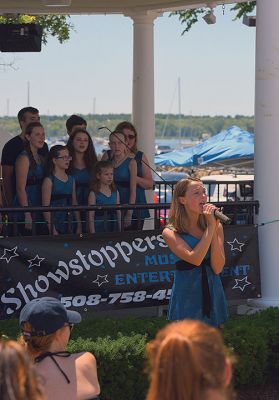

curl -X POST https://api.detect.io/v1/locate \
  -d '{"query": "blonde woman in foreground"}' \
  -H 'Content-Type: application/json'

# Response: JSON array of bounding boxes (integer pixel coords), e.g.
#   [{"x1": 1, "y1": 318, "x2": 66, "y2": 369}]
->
[{"x1": 146, "y1": 320, "x2": 234, "y2": 400}]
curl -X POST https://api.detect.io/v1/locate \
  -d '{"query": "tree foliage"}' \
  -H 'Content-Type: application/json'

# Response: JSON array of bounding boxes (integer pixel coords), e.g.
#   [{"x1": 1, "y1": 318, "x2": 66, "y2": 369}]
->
[
  {"x1": 0, "y1": 14, "x2": 74, "y2": 44},
  {"x1": 170, "y1": 1, "x2": 256, "y2": 34}
]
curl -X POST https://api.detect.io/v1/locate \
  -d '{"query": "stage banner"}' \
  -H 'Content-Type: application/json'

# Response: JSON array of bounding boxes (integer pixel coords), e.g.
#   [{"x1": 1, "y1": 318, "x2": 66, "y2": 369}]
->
[{"x1": 0, "y1": 226, "x2": 260, "y2": 320}]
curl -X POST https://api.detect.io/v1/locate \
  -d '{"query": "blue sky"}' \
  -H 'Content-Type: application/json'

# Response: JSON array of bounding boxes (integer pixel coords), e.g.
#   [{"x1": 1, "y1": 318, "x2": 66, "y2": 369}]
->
[{"x1": 0, "y1": 6, "x2": 255, "y2": 117}]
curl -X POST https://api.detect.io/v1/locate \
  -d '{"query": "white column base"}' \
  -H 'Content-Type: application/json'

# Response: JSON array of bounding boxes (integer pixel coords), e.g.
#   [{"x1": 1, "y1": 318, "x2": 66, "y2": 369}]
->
[
  {"x1": 248, "y1": 298, "x2": 279, "y2": 308},
  {"x1": 237, "y1": 298, "x2": 279, "y2": 316}
]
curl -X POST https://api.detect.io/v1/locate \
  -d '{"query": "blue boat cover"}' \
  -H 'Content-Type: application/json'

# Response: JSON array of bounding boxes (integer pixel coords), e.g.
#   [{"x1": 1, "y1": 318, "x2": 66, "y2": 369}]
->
[{"x1": 154, "y1": 126, "x2": 254, "y2": 167}]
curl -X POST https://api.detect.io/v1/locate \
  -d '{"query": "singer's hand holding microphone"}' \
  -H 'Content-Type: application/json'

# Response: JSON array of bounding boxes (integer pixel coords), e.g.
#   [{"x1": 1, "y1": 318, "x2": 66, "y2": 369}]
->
[{"x1": 203, "y1": 204, "x2": 231, "y2": 225}]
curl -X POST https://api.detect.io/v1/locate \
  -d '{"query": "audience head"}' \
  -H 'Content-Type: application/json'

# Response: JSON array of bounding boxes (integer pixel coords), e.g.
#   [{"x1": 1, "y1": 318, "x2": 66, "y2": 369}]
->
[
  {"x1": 146, "y1": 320, "x2": 233, "y2": 400},
  {"x1": 45, "y1": 145, "x2": 70, "y2": 176},
  {"x1": 19, "y1": 297, "x2": 81, "y2": 359},
  {"x1": 0, "y1": 339, "x2": 45, "y2": 400},
  {"x1": 18, "y1": 107, "x2": 40, "y2": 134},
  {"x1": 66, "y1": 115, "x2": 87, "y2": 135},
  {"x1": 90, "y1": 160, "x2": 115, "y2": 192},
  {"x1": 109, "y1": 130, "x2": 128, "y2": 157},
  {"x1": 67, "y1": 128, "x2": 98, "y2": 172},
  {"x1": 168, "y1": 177, "x2": 207, "y2": 233},
  {"x1": 115, "y1": 121, "x2": 138, "y2": 153}
]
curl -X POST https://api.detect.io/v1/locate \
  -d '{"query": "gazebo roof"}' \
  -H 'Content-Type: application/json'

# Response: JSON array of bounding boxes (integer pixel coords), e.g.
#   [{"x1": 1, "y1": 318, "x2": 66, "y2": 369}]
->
[{"x1": 0, "y1": 0, "x2": 246, "y2": 15}]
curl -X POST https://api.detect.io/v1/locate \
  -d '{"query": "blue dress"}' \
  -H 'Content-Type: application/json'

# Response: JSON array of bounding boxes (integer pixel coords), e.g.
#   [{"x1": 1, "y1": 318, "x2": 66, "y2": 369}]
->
[
  {"x1": 134, "y1": 151, "x2": 150, "y2": 220},
  {"x1": 70, "y1": 168, "x2": 90, "y2": 232},
  {"x1": 14, "y1": 151, "x2": 45, "y2": 233},
  {"x1": 107, "y1": 150, "x2": 150, "y2": 224},
  {"x1": 70, "y1": 168, "x2": 90, "y2": 205},
  {"x1": 92, "y1": 190, "x2": 119, "y2": 232},
  {"x1": 14, "y1": 151, "x2": 44, "y2": 207},
  {"x1": 48, "y1": 175, "x2": 74, "y2": 234},
  {"x1": 113, "y1": 157, "x2": 133, "y2": 205},
  {"x1": 168, "y1": 232, "x2": 228, "y2": 327}
]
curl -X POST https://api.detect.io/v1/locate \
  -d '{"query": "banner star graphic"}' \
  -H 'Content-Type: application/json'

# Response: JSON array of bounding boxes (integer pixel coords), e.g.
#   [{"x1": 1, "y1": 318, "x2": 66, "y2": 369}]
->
[
  {"x1": 92, "y1": 275, "x2": 109, "y2": 287},
  {"x1": 232, "y1": 276, "x2": 252, "y2": 292},
  {"x1": 227, "y1": 238, "x2": 245, "y2": 252},
  {"x1": 0, "y1": 246, "x2": 19, "y2": 263},
  {"x1": 27, "y1": 255, "x2": 45, "y2": 269}
]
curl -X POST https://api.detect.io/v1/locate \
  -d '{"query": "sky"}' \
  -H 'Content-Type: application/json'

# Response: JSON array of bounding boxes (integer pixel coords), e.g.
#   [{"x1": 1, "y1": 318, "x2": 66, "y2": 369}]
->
[{"x1": 0, "y1": 6, "x2": 256, "y2": 117}]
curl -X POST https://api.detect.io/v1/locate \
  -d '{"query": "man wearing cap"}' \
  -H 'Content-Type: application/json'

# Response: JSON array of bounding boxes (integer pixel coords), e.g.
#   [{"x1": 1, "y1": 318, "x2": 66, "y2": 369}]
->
[{"x1": 19, "y1": 297, "x2": 100, "y2": 400}]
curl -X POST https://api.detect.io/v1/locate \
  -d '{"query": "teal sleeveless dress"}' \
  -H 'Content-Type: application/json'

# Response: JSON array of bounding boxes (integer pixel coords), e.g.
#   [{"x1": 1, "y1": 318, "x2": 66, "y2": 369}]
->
[
  {"x1": 49, "y1": 175, "x2": 74, "y2": 234},
  {"x1": 168, "y1": 232, "x2": 228, "y2": 327},
  {"x1": 93, "y1": 190, "x2": 119, "y2": 232}
]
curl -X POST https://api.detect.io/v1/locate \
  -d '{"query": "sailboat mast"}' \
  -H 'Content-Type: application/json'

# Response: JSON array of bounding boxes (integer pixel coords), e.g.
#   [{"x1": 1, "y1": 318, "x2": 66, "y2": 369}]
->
[{"x1": 178, "y1": 77, "x2": 182, "y2": 145}]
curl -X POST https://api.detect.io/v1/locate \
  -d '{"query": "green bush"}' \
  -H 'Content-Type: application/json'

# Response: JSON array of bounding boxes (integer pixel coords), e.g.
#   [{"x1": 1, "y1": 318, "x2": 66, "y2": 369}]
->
[{"x1": 1, "y1": 308, "x2": 279, "y2": 399}]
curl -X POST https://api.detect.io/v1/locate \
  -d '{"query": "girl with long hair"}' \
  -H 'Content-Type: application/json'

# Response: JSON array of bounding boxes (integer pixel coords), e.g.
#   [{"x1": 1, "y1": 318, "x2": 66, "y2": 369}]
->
[
  {"x1": 42, "y1": 145, "x2": 81, "y2": 235},
  {"x1": 88, "y1": 160, "x2": 120, "y2": 233},
  {"x1": 108, "y1": 131, "x2": 137, "y2": 229},
  {"x1": 67, "y1": 128, "x2": 97, "y2": 232},
  {"x1": 146, "y1": 320, "x2": 234, "y2": 400},
  {"x1": 162, "y1": 177, "x2": 228, "y2": 327},
  {"x1": 67, "y1": 128, "x2": 98, "y2": 206},
  {"x1": 14, "y1": 121, "x2": 46, "y2": 234},
  {"x1": 103, "y1": 121, "x2": 153, "y2": 229},
  {"x1": 0, "y1": 339, "x2": 45, "y2": 400}
]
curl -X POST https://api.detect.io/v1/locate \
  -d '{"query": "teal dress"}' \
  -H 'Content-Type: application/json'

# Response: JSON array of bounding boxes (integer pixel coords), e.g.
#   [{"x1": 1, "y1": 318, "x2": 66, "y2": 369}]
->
[
  {"x1": 70, "y1": 168, "x2": 90, "y2": 232},
  {"x1": 70, "y1": 168, "x2": 90, "y2": 206},
  {"x1": 93, "y1": 190, "x2": 119, "y2": 232},
  {"x1": 134, "y1": 151, "x2": 150, "y2": 223},
  {"x1": 14, "y1": 151, "x2": 45, "y2": 234},
  {"x1": 48, "y1": 175, "x2": 74, "y2": 234},
  {"x1": 107, "y1": 150, "x2": 150, "y2": 228},
  {"x1": 168, "y1": 232, "x2": 228, "y2": 327}
]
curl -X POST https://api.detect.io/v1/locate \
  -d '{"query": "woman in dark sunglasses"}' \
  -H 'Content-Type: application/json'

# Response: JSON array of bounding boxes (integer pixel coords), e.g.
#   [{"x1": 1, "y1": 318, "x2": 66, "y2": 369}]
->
[{"x1": 102, "y1": 121, "x2": 153, "y2": 230}]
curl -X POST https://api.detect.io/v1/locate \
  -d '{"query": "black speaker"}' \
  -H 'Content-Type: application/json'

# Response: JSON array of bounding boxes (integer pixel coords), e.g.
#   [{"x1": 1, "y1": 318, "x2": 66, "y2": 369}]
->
[{"x1": 0, "y1": 24, "x2": 42, "y2": 52}]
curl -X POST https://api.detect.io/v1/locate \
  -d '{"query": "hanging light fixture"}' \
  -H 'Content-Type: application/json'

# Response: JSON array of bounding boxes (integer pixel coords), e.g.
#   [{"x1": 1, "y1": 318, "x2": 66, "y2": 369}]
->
[
  {"x1": 203, "y1": 3, "x2": 216, "y2": 25},
  {"x1": 203, "y1": 10, "x2": 216, "y2": 24},
  {"x1": 42, "y1": 0, "x2": 71, "y2": 6}
]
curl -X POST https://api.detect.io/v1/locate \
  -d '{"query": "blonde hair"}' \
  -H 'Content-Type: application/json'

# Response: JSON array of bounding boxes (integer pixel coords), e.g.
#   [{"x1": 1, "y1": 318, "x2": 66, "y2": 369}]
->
[
  {"x1": 19, "y1": 321, "x2": 56, "y2": 360},
  {"x1": 168, "y1": 177, "x2": 207, "y2": 233},
  {"x1": 146, "y1": 320, "x2": 233, "y2": 400},
  {"x1": 0, "y1": 339, "x2": 45, "y2": 400}
]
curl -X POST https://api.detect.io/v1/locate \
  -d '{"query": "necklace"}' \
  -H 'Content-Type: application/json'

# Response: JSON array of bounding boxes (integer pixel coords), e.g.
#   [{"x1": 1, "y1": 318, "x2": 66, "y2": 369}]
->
[{"x1": 113, "y1": 155, "x2": 127, "y2": 168}]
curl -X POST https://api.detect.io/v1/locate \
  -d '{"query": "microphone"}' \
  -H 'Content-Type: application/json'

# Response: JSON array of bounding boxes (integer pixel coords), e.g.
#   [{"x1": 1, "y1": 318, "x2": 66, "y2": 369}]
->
[{"x1": 214, "y1": 209, "x2": 232, "y2": 225}]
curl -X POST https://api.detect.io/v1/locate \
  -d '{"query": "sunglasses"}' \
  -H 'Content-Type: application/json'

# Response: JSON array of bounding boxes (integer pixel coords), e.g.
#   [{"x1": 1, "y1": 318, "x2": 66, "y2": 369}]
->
[{"x1": 56, "y1": 156, "x2": 72, "y2": 161}]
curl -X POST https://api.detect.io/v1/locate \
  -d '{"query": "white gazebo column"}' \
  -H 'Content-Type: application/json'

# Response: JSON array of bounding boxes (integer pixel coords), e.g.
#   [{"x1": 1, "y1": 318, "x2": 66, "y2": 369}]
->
[
  {"x1": 128, "y1": 11, "x2": 161, "y2": 169},
  {"x1": 250, "y1": 0, "x2": 279, "y2": 308},
  {"x1": 127, "y1": 11, "x2": 162, "y2": 229}
]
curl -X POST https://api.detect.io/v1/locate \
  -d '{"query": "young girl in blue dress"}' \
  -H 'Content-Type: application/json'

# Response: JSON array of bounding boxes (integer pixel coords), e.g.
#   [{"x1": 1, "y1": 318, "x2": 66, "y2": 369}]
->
[
  {"x1": 109, "y1": 131, "x2": 137, "y2": 230},
  {"x1": 14, "y1": 121, "x2": 46, "y2": 235},
  {"x1": 162, "y1": 177, "x2": 228, "y2": 328},
  {"x1": 67, "y1": 128, "x2": 97, "y2": 233},
  {"x1": 67, "y1": 128, "x2": 98, "y2": 206},
  {"x1": 88, "y1": 160, "x2": 120, "y2": 233},
  {"x1": 42, "y1": 145, "x2": 81, "y2": 235}
]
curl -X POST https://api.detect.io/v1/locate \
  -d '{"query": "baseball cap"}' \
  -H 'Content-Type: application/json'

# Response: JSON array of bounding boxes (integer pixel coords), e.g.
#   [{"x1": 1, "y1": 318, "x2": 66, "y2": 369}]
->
[{"x1": 19, "y1": 297, "x2": 82, "y2": 337}]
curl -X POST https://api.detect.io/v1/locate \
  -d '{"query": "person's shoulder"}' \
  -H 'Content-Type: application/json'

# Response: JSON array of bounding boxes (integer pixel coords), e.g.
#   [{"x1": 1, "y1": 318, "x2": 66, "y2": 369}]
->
[
  {"x1": 1, "y1": 135, "x2": 23, "y2": 164},
  {"x1": 39, "y1": 142, "x2": 49, "y2": 156},
  {"x1": 74, "y1": 351, "x2": 97, "y2": 367}
]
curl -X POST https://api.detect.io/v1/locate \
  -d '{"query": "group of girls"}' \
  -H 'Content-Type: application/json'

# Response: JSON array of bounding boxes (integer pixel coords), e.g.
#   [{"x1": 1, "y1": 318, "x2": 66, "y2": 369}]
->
[{"x1": 14, "y1": 120, "x2": 153, "y2": 235}]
